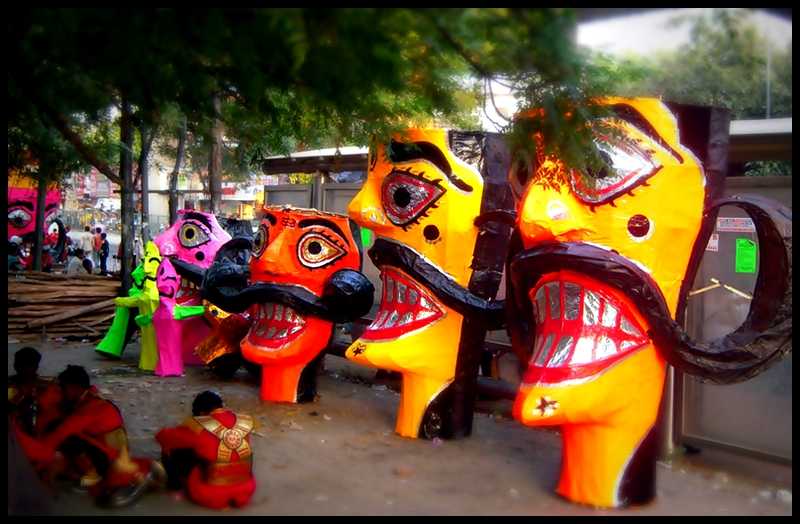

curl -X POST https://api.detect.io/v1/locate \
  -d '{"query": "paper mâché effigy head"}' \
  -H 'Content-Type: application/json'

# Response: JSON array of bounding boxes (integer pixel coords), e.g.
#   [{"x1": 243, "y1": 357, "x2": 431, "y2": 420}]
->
[
  {"x1": 506, "y1": 98, "x2": 792, "y2": 508},
  {"x1": 201, "y1": 206, "x2": 373, "y2": 403},
  {"x1": 155, "y1": 209, "x2": 232, "y2": 305},
  {"x1": 346, "y1": 128, "x2": 516, "y2": 439}
]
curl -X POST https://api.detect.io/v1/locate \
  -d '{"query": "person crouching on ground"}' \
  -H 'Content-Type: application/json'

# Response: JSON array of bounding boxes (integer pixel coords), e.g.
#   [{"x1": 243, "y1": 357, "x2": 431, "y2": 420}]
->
[
  {"x1": 13, "y1": 365, "x2": 165, "y2": 507},
  {"x1": 156, "y1": 391, "x2": 256, "y2": 510},
  {"x1": 8, "y1": 347, "x2": 63, "y2": 438}
]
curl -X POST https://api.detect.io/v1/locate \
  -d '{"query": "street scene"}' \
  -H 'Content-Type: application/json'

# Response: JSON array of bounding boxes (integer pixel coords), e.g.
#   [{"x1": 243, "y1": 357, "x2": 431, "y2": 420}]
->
[{"x1": 8, "y1": 7, "x2": 792, "y2": 517}]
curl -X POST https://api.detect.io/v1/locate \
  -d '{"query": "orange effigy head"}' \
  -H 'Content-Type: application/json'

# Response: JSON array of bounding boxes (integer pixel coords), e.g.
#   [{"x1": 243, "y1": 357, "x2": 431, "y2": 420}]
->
[
  {"x1": 508, "y1": 98, "x2": 709, "y2": 508},
  {"x1": 241, "y1": 206, "x2": 364, "y2": 367}
]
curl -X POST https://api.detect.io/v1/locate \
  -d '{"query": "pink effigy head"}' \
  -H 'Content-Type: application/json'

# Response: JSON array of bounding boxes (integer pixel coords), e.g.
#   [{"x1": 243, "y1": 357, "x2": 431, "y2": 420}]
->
[
  {"x1": 154, "y1": 210, "x2": 231, "y2": 270},
  {"x1": 8, "y1": 183, "x2": 62, "y2": 241}
]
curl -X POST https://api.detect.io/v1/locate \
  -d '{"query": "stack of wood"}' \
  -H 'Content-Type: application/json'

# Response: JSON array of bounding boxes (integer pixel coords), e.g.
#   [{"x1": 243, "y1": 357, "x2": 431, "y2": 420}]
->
[{"x1": 8, "y1": 271, "x2": 122, "y2": 341}]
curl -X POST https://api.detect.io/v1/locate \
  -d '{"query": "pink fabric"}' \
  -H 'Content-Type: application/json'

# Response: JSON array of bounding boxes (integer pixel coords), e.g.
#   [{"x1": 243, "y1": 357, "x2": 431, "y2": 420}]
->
[{"x1": 153, "y1": 259, "x2": 185, "y2": 377}]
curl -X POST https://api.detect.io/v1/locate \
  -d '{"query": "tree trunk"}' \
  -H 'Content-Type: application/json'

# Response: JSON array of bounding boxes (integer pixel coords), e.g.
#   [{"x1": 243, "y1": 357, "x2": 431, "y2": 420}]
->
[
  {"x1": 138, "y1": 121, "x2": 157, "y2": 242},
  {"x1": 208, "y1": 94, "x2": 223, "y2": 214},
  {"x1": 120, "y1": 97, "x2": 136, "y2": 292},
  {"x1": 32, "y1": 176, "x2": 47, "y2": 271},
  {"x1": 169, "y1": 116, "x2": 187, "y2": 225}
]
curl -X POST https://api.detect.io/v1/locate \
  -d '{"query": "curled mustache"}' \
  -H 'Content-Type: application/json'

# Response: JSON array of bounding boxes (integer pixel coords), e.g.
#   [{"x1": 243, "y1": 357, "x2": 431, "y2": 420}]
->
[
  {"x1": 369, "y1": 238, "x2": 505, "y2": 329},
  {"x1": 508, "y1": 194, "x2": 792, "y2": 385},
  {"x1": 175, "y1": 236, "x2": 374, "y2": 324}
]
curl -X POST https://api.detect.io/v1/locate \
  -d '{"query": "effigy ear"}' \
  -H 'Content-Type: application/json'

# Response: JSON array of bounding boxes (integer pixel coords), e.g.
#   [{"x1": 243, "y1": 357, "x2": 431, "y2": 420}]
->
[
  {"x1": 199, "y1": 237, "x2": 253, "y2": 313},
  {"x1": 670, "y1": 194, "x2": 792, "y2": 383}
]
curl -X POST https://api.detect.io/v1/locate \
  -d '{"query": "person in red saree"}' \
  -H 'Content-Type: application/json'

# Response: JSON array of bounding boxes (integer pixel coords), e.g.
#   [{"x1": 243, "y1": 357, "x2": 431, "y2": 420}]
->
[
  {"x1": 156, "y1": 390, "x2": 256, "y2": 510},
  {"x1": 14, "y1": 365, "x2": 164, "y2": 507}
]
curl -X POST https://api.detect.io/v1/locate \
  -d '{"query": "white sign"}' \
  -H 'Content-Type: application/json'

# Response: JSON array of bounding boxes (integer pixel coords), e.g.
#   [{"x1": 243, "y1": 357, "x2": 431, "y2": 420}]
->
[
  {"x1": 705, "y1": 233, "x2": 719, "y2": 252},
  {"x1": 717, "y1": 217, "x2": 755, "y2": 233}
]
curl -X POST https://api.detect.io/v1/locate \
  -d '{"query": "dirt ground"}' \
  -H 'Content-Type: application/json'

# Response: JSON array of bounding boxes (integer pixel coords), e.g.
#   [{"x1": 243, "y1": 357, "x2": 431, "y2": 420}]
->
[{"x1": 7, "y1": 338, "x2": 792, "y2": 516}]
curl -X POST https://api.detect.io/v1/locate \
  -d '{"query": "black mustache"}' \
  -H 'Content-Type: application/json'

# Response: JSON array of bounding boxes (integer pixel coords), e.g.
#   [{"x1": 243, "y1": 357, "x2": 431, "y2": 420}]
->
[
  {"x1": 183, "y1": 237, "x2": 374, "y2": 324},
  {"x1": 369, "y1": 238, "x2": 505, "y2": 328},
  {"x1": 508, "y1": 239, "x2": 790, "y2": 384}
]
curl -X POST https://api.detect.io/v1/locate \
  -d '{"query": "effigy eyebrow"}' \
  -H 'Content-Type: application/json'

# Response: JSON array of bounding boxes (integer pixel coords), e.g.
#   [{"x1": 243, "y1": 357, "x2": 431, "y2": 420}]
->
[
  {"x1": 388, "y1": 140, "x2": 473, "y2": 192},
  {"x1": 8, "y1": 200, "x2": 35, "y2": 210},
  {"x1": 182, "y1": 212, "x2": 213, "y2": 230},
  {"x1": 298, "y1": 218, "x2": 348, "y2": 241}
]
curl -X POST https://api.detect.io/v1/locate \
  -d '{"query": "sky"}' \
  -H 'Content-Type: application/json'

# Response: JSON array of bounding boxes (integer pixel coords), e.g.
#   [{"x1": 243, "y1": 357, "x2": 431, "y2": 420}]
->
[
  {"x1": 480, "y1": 8, "x2": 792, "y2": 131},
  {"x1": 576, "y1": 8, "x2": 791, "y2": 57}
]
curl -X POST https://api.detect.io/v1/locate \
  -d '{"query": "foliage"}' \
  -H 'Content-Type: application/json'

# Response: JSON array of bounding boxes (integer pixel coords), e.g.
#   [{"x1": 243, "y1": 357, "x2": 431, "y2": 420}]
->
[
  {"x1": 607, "y1": 9, "x2": 792, "y2": 177},
  {"x1": 615, "y1": 9, "x2": 792, "y2": 120},
  {"x1": 10, "y1": 8, "x2": 653, "y2": 194},
  {"x1": 743, "y1": 161, "x2": 792, "y2": 177},
  {"x1": 8, "y1": 110, "x2": 90, "y2": 184}
]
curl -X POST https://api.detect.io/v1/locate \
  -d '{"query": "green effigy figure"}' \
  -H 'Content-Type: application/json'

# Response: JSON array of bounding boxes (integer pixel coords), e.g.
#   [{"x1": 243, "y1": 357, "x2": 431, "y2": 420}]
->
[
  {"x1": 95, "y1": 263, "x2": 146, "y2": 359},
  {"x1": 112, "y1": 241, "x2": 162, "y2": 371}
]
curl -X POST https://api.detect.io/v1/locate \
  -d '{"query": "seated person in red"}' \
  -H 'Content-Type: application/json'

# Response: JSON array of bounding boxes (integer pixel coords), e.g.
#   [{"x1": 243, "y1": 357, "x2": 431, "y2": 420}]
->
[
  {"x1": 14, "y1": 365, "x2": 164, "y2": 507},
  {"x1": 8, "y1": 347, "x2": 63, "y2": 437},
  {"x1": 156, "y1": 390, "x2": 256, "y2": 510}
]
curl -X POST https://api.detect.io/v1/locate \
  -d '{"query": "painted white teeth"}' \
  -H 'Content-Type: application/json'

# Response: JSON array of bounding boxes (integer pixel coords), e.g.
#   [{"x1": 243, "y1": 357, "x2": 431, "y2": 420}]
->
[
  {"x1": 595, "y1": 336, "x2": 617, "y2": 359},
  {"x1": 398, "y1": 312, "x2": 413, "y2": 326},
  {"x1": 275, "y1": 304, "x2": 284, "y2": 321},
  {"x1": 396, "y1": 282, "x2": 406, "y2": 303},
  {"x1": 582, "y1": 290, "x2": 600, "y2": 326},
  {"x1": 534, "y1": 334, "x2": 554, "y2": 366},
  {"x1": 265, "y1": 326, "x2": 276, "y2": 339},
  {"x1": 415, "y1": 310, "x2": 436, "y2": 321},
  {"x1": 571, "y1": 336, "x2": 595, "y2": 364},
  {"x1": 546, "y1": 282, "x2": 561, "y2": 320},
  {"x1": 420, "y1": 296, "x2": 433, "y2": 310},
  {"x1": 264, "y1": 303, "x2": 273, "y2": 320},
  {"x1": 277, "y1": 328, "x2": 288, "y2": 338},
  {"x1": 383, "y1": 311, "x2": 399, "y2": 328},
  {"x1": 546, "y1": 336, "x2": 574, "y2": 367},
  {"x1": 601, "y1": 302, "x2": 618, "y2": 327},
  {"x1": 371, "y1": 310, "x2": 388, "y2": 329},
  {"x1": 289, "y1": 325, "x2": 303, "y2": 335},
  {"x1": 620, "y1": 316, "x2": 641, "y2": 337},
  {"x1": 408, "y1": 289, "x2": 418, "y2": 305}
]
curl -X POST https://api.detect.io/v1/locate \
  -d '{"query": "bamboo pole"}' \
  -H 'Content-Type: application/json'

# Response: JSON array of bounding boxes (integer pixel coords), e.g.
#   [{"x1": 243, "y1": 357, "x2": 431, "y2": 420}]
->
[{"x1": 26, "y1": 298, "x2": 117, "y2": 328}]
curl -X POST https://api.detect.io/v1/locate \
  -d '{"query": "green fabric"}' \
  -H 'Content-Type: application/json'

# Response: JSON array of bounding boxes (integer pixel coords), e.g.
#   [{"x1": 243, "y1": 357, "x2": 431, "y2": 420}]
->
[
  {"x1": 134, "y1": 313, "x2": 153, "y2": 327},
  {"x1": 137, "y1": 241, "x2": 162, "y2": 372},
  {"x1": 95, "y1": 306, "x2": 131, "y2": 358},
  {"x1": 95, "y1": 263, "x2": 145, "y2": 358},
  {"x1": 173, "y1": 305, "x2": 206, "y2": 320}
]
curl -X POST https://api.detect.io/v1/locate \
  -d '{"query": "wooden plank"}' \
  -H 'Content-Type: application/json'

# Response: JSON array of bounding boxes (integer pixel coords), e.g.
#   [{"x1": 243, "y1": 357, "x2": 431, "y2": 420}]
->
[
  {"x1": 26, "y1": 299, "x2": 117, "y2": 328},
  {"x1": 85, "y1": 313, "x2": 117, "y2": 327},
  {"x1": 71, "y1": 321, "x2": 99, "y2": 335}
]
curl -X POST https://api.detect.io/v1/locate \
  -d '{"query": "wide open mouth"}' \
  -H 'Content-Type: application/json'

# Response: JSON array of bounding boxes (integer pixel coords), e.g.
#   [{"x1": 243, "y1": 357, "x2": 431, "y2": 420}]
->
[
  {"x1": 360, "y1": 266, "x2": 444, "y2": 341},
  {"x1": 523, "y1": 276, "x2": 650, "y2": 385},
  {"x1": 176, "y1": 277, "x2": 201, "y2": 304},
  {"x1": 246, "y1": 302, "x2": 307, "y2": 350}
]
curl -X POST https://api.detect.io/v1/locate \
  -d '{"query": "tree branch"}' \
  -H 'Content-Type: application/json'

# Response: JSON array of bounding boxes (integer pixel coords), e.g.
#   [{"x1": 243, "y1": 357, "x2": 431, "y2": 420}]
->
[
  {"x1": 427, "y1": 15, "x2": 491, "y2": 79},
  {"x1": 38, "y1": 103, "x2": 121, "y2": 185}
]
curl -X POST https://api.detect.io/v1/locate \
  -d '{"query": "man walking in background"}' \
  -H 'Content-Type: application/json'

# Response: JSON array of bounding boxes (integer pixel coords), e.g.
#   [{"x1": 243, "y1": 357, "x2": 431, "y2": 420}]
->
[
  {"x1": 92, "y1": 227, "x2": 103, "y2": 268},
  {"x1": 99, "y1": 233, "x2": 110, "y2": 276},
  {"x1": 80, "y1": 226, "x2": 94, "y2": 259}
]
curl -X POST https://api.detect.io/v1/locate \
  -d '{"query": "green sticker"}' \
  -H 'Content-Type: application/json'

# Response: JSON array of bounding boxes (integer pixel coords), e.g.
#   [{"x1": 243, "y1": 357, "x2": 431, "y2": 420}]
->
[
  {"x1": 735, "y1": 238, "x2": 757, "y2": 273},
  {"x1": 360, "y1": 227, "x2": 374, "y2": 249}
]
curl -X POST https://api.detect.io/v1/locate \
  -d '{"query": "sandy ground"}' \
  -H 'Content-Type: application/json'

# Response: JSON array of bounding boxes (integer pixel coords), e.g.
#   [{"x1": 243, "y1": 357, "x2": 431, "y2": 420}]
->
[{"x1": 7, "y1": 338, "x2": 793, "y2": 516}]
